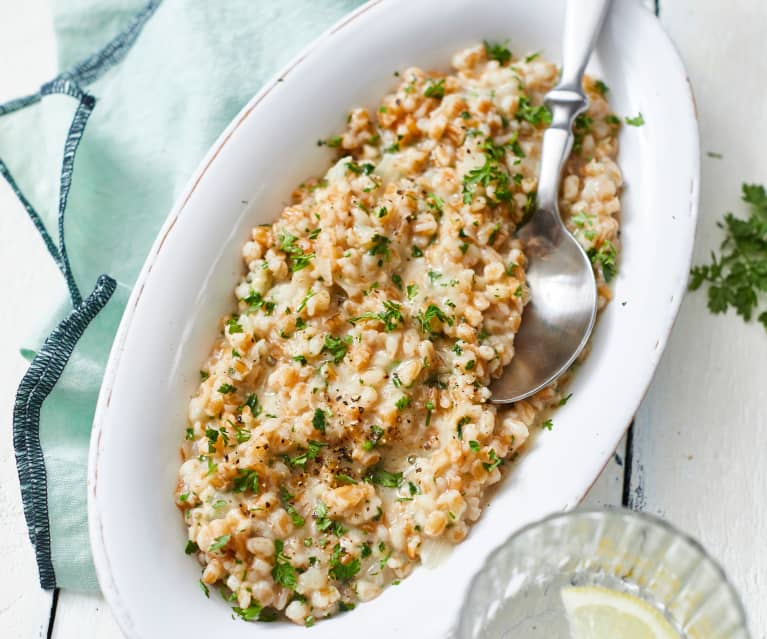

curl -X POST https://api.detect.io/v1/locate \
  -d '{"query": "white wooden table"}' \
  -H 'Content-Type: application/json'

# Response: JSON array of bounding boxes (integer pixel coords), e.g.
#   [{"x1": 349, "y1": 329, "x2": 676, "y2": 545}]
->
[{"x1": 1, "y1": 1, "x2": 765, "y2": 636}]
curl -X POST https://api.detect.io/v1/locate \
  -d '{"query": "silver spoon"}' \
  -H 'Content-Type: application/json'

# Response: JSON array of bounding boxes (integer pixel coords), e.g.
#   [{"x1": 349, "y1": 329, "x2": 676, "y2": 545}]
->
[{"x1": 490, "y1": 0, "x2": 613, "y2": 404}]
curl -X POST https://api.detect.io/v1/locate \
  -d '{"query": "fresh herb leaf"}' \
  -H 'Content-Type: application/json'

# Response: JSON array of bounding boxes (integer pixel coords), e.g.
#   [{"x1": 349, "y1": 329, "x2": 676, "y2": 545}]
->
[
  {"x1": 312, "y1": 408, "x2": 327, "y2": 433},
  {"x1": 366, "y1": 467, "x2": 404, "y2": 488},
  {"x1": 368, "y1": 234, "x2": 391, "y2": 260},
  {"x1": 541, "y1": 418, "x2": 554, "y2": 431},
  {"x1": 322, "y1": 334, "x2": 348, "y2": 363},
  {"x1": 350, "y1": 300, "x2": 403, "y2": 332},
  {"x1": 625, "y1": 112, "x2": 645, "y2": 127},
  {"x1": 328, "y1": 543, "x2": 361, "y2": 581},
  {"x1": 278, "y1": 232, "x2": 315, "y2": 272},
  {"x1": 232, "y1": 468, "x2": 260, "y2": 494},
  {"x1": 484, "y1": 40, "x2": 512, "y2": 65},
  {"x1": 272, "y1": 540, "x2": 298, "y2": 588},
  {"x1": 415, "y1": 303, "x2": 454, "y2": 335},
  {"x1": 516, "y1": 96, "x2": 552, "y2": 126},
  {"x1": 483, "y1": 449, "x2": 503, "y2": 472},
  {"x1": 209, "y1": 534, "x2": 230, "y2": 553},
  {"x1": 689, "y1": 183, "x2": 767, "y2": 330},
  {"x1": 588, "y1": 240, "x2": 618, "y2": 282},
  {"x1": 185, "y1": 540, "x2": 199, "y2": 554},
  {"x1": 424, "y1": 78, "x2": 446, "y2": 99},
  {"x1": 217, "y1": 383, "x2": 236, "y2": 394},
  {"x1": 226, "y1": 317, "x2": 243, "y2": 334}
]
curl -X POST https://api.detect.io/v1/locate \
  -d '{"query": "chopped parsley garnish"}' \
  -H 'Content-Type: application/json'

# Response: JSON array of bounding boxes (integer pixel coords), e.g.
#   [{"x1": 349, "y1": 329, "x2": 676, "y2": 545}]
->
[
  {"x1": 278, "y1": 232, "x2": 315, "y2": 272},
  {"x1": 199, "y1": 370, "x2": 209, "y2": 381},
  {"x1": 406, "y1": 283, "x2": 419, "y2": 299},
  {"x1": 427, "y1": 192, "x2": 445, "y2": 216},
  {"x1": 465, "y1": 359, "x2": 476, "y2": 370},
  {"x1": 524, "y1": 51, "x2": 541, "y2": 62},
  {"x1": 412, "y1": 245, "x2": 424, "y2": 258},
  {"x1": 308, "y1": 227, "x2": 321, "y2": 239},
  {"x1": 314, "y1": 501, "x2": 346, "y2": 536},
  {"x1": 242, "y1": 394, "x2": 261, "y2": 418},
  {"x1": 185, "y1": 540, "x2": 199, "y2": 555},
  {"x1": 456, "y1": 416, "x2": 470, "y2": 439},
  {"x1": 468, "y1": 440, "x2": 481, "y2": 452},
  {"x1": 185, "y1": 427, "x2": 195, "y2": 441},
  {"x1": 625, "y1": 112, "x2": 645, "y2": 127},
  {"x1": 346, "y1": 160, "x2": 375, "y2": 175},
  {"x1": 232, "y1": 468, "x2": 260, "y2": 494},
  {"x1": 488, "y1": 223, "x2": 501, "y2": 245},
  {"x1": 559, "y1": 393, "x2": 573, "y2": 406},
  {"x1": 199, "y1": 580, "x2": 210, "y2": 598},
  {"x1": 483, "y1": 449, "x2": 503, "y2": 472},
  {"x1": 242, "y1": 290, "x2": 276, "y2": 315},
  {"x1": 541, "y1": 418, "x2": 554, "y2": 431},
  {"x1": 232, "y1": 602, "x2": 277, "y2": 622},
  {"x1": 280, "y1": 488, "x2": 305, "y2": 527},
  {"x1": 272, "y1": 540, "x2": 298, "y2": 588},
  {"x1": 328, "y1": 543, "x2": 361, "y2": 581},
  {"x1": 208, "y1": 534, "x2": 230, "y2": 553},
  {"x1": 312, "y1": 408, "x2": 327, "y2": 433},
  {"x1": 368, "y1": 234, "x2": 391, "y2": 261},
  {"x1": 416, "y1": 303, "x2": 454, "y2": 335},
  {"x1": 318, "y1": 135, "x2": 342, "y2": 148},
  {"x1": 234, "y1": 426, "x2": 251, "y2": 443},
  {"x1": 689, "y1": 183, "x2": 767, "y2": 330},
  {"x1": 292, "y1": 355, "x2": 307, "y2": 365},
  {"x1": 484, "y1": 40, "x2": 512, "y2": 65},
  {"x1": 217, "y1": 383, "x2": 236, "y2": 394},
  {"x1": 288, "y1": 439, "x2": 327, "y2": 469},
  {"x1": 594, "y1": 79, "x2": 610, "y2": 96},
  {"x1": 515, "y1": 96, "x2": 553, "y2": 126},
  {"x1": 350, "y1": 300, "x2": 404, "y2": 332},
  {"x1": 366, "y1": 467, "x2": 404, "y2": 488},
  {"x1": 226, "y1": 317, "x2": 243, "y2": 334},
  {"x1": 424, "y1": 78, "x2": 446, "y2": 99},
  {"x1": 588, "y1": 240, "x2": 618, "y2": 282},
  {"x1": 296, "y1": 288, "x2": 315, "y2": 313},
  {"x1": 322, "y1": 334, "x2": 348, "y2": 363},
  {"x1": 336, "y1": 473, "x2": 358, "y2": 485},
  {"x1": 362, "y1": 425, "x2": 385, "y2": 451},
  {"x1": 394, "y1": 395, "x2": 412, "y2": 410},
  {"x1": 605, "y1": 114, "x2": 621, "y2": 126},
  {"x1": 462, "y1": 157, "x2": 512, "y2": 204},
  {"x1": 391, "y1": 273, "x2": 403, "y2": 290},
  {"x1": 573, "y1": 113, "x2": 593, "y2": 153}
]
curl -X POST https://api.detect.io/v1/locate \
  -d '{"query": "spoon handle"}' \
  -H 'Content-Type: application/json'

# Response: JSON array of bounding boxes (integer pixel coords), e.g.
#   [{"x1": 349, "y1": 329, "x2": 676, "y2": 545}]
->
[
  {"x1": 560, "y1": 0, "x2": 613, "y2": 89},
  {"x1": 533, "y1": 0, "x2": 613, "y2": 218}
]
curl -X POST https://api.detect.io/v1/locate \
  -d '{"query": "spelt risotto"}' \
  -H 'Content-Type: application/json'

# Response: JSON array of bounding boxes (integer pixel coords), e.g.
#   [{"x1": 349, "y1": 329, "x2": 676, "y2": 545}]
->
[{"x1": 175, "y1": 42, "x2": 622, "y2": 626}]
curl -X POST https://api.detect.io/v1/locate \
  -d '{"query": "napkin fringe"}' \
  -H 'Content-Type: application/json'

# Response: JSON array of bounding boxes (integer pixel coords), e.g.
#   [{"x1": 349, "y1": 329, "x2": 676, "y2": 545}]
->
[{"x1": 13, "y1": 274, "x2": 116, "y2": 590}]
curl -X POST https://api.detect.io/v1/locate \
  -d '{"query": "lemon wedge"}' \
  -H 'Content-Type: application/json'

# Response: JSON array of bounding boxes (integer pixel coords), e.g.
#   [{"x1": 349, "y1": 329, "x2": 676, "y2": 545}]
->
[{"x1": 561, "y1": 585, "x2": 681, "y2": 639}]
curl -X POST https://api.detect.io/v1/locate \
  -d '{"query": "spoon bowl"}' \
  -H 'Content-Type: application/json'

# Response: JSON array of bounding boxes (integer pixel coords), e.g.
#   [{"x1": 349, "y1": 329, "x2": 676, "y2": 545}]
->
[{"x1": 490, "y1": 211, "x2": 597, "y2": 403}]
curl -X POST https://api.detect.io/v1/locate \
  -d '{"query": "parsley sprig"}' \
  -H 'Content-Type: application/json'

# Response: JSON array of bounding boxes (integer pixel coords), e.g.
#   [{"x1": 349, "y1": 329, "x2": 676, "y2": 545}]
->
[
  {"x1": 690, "y1": 183, "x2": 767, "y2": 330},
  {"x1": 349, "y1": 300, "x2": 404, "y2": 332}
]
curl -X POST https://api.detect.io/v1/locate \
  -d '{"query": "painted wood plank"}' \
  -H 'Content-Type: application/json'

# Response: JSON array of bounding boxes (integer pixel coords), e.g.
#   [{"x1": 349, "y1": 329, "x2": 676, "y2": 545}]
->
[
  {"x1": 582, "y1": 434, "x2": 628, "y2": 508},
  {"x1": 50, "y1": 593, "x2": 124, "y2": 639},
  {"x1": 0, "y1": 1, "x2": 60, "y2": 637},
  {"x1": 630, "y1": 0, "x2": 767, "y2": 635}
]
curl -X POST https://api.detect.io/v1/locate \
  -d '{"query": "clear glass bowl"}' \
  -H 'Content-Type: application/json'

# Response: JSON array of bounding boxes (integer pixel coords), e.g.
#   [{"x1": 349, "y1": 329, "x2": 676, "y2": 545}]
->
[{"x1": 456, "y1": 508, "x2": 750, "y2": 638}]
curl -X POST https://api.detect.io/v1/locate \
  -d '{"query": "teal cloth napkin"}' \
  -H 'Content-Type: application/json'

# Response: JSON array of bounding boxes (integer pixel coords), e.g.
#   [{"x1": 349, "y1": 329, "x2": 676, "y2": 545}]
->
[{"x1": 2, "y1": 0, "x2": 363, "y2": 592}]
